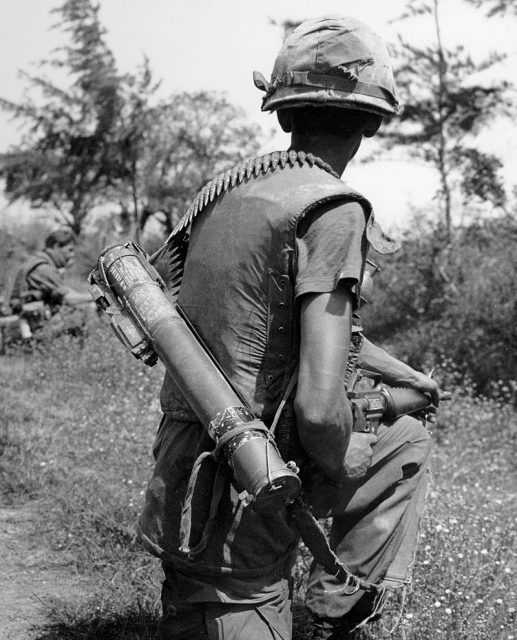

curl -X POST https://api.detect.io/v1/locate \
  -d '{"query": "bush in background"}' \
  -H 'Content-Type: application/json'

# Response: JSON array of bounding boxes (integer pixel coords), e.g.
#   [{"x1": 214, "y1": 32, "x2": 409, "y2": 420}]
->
[{"x1": 363, "y1": 213, "x2": 517, "y2": 398}]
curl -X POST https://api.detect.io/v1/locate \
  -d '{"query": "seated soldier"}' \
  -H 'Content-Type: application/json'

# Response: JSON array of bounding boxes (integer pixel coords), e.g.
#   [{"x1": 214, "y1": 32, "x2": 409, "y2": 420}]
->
[{"x1": 10, "y1": 228, "x2": 92, "y2": 340}]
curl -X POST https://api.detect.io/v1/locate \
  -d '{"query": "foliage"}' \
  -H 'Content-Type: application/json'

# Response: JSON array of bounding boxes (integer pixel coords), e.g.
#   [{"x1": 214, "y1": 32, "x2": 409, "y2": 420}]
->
[
  {"x1": 0, "y1": 322, "x2": 515, "y2": 639},
  {"x1": 465, "y1": 0, "x2": 517, "y2": 15},
  {"x1": 382, "y1": 0, "x2": 511, "y2": 237},
  {"x1": 129, "y1": 91, "x2": 263, "y2": 235},
  {"x1": 0, "y1": 0, "x2": 159, "y2": 235},
  {"x1": 363, "y1": 212, "x2": 517, "y2": 396},
  {"x1": 0, "y1": 0, "x2": 264, "y2": 239}
]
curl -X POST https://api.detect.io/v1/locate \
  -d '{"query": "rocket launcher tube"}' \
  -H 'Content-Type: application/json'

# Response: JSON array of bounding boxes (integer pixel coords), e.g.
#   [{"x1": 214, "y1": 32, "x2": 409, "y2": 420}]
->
[{"x1": 89, "y1": 242, "x2": 300, "y2": 511}]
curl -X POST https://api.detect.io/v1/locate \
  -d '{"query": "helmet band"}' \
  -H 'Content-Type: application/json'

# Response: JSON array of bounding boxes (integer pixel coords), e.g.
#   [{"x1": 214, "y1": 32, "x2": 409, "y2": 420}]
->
[{"x1": 268, "y1": 70, "x2": 400, "y2": 112}]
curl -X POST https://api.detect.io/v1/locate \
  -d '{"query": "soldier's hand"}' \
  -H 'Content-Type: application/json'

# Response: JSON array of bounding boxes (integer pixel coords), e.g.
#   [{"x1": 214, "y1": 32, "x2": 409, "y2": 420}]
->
[
  {"x1": 410, "y1": 373, "x2": 441, "y2": 406},
  {"x1": 409, "y1": 373, "x2": 451, "y2": 423},
  {"x1": 342, "y1": 431, "x2": 378, "y2": 481}
]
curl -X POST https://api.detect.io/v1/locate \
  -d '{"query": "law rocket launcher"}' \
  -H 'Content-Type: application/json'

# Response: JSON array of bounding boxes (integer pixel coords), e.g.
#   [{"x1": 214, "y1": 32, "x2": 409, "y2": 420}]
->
[{"x1": 88, "y1": 242, "x2": 301, "y2": 512}]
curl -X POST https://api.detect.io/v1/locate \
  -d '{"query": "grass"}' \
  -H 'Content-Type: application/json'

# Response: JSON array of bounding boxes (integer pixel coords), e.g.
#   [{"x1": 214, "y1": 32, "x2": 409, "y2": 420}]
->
[{"x1": 0, "y1": 319, "x2": 515, "y2": 639}]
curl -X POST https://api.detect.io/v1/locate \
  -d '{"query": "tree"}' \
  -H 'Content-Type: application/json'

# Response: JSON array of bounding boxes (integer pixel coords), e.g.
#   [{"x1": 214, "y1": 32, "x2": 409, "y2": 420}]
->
[
  {"x1": 132, "y1": 91, "x2": 263, "y2": 235},
  {"x1": 381, "y1": 0, "x2": 511, "y2": 239},
  {"x1": 0, "y1": 1, "x2": 265, "y2": 240},
  {"x1": 465, "y1": 0, "x2": 517, "y2": 15},
  {"x1": 0, "y1": 0, "x2": 158, "y2": 235},
  {"x1": 105, "y1": 59, "x2": 160, "y2": 241}
]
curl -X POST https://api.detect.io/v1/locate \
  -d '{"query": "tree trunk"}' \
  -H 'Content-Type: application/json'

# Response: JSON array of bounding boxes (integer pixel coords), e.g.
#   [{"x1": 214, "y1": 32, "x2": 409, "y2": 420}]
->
[{"x1": 434, "y1": 0, "x2": 452, "y2": 241}]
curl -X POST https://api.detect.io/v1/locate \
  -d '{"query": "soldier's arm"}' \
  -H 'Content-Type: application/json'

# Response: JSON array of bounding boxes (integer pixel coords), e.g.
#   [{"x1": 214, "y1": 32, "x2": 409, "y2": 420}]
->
[
  {"x1": 62, "y1": 289, "x2": 94, "y2": 306},
  {"x1": 294, "y1": 284, "x2": 355, "y2": 483},
  {"x1": 28, "y1": 262, "x2": 91, "y2": 306},
  {"x1": 358, "y1": 337, "x2": 440, "y2": 405}
]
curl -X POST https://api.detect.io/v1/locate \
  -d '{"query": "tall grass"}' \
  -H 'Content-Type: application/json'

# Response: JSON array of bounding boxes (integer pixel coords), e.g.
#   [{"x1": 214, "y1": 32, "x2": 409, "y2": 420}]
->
[{"x1": 0, "y1": 320, "x2": 515, "y2": 639}]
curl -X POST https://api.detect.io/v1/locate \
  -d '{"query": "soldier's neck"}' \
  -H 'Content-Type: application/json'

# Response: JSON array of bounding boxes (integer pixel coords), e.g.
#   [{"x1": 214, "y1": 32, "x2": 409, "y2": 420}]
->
[{"x1": 289, "y1": 131, "x2": 363, "y2": 178}]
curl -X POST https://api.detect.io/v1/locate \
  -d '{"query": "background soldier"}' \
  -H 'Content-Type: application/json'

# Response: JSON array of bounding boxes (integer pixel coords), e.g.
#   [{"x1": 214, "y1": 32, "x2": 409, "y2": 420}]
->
[
  {"x1": 8, "y1": 228, "x2": 92, "y2": 342},
  {"x1": 138, "y1": 15, "x2": 445, "y2": 639}
]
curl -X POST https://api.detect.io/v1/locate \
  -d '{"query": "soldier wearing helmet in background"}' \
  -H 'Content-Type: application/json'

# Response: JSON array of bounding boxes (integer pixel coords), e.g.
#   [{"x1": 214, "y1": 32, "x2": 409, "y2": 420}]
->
[
  {"x1": 138, "y1": 15, "x2": 444, "y2": 640},
  {"x1": 8, "y1": 228, "x2": 93, "y2": 342}
]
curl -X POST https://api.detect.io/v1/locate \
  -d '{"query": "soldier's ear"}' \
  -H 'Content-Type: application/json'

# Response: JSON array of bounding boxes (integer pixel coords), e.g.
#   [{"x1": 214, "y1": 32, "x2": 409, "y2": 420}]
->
[
  {"x1": 363, "y1": 114, "x2": 382, "y2": 138},
  {"x1": 277, "y1": 110, "x2": 293, "y2": 133}
]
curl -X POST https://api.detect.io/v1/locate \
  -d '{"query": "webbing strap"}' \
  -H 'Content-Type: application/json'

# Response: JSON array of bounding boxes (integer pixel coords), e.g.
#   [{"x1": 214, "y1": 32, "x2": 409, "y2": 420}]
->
[
  {"x1": 291, "y1": 496, "x2": 384, "y2": 596},
  {"x1": 273, "y1": 70, "x2": 398, "y2": 107},
  {"x1": 269, "y1": 367, "x2": 299, "y2": 437},
  {"x1": 179, "y1": 453, "x2": 227, "y2": 559},
  {"x1": 179, "y1": 418, "x2": 269, "y2": 558}
]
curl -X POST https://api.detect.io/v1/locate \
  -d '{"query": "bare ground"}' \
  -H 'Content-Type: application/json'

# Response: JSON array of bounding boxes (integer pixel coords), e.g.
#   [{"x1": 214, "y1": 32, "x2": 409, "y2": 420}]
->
[{"x1": 0, "y1": 502, "x2": 91, "y2": 640}]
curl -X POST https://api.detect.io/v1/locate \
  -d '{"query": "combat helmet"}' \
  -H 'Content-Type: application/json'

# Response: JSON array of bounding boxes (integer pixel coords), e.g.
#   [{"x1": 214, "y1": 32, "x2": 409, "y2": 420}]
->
[{"x1": 254, "y1": 15, "x2": 401, "y2": 118}]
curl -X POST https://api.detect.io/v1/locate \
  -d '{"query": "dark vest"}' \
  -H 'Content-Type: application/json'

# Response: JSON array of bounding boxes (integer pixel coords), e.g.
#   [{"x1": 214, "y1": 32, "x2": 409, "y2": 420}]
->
[{"x1": 161, "y1": 152, "x2": 373, "y2": 423}]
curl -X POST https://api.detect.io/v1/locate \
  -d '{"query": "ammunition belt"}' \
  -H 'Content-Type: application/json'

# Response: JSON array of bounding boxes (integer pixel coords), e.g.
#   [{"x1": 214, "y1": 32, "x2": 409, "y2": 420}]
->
[
  {"x1": 166, "y1": 151, "x2": 339, "y2": 300},
  {"x1": 172, "y1": 150, "x2": 338, "y2": 236}
]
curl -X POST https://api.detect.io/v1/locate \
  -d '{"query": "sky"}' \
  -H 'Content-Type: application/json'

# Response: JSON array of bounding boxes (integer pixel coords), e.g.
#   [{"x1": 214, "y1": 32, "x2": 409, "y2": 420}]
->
[{"x1": 1, "y1": 0, "x2": 516, "y2": 231}]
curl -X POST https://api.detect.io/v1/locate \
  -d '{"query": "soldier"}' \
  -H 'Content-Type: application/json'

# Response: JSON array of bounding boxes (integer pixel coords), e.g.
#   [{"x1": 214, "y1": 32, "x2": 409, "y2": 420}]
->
[
  {"x1": 138, "y1": 15, "x2": 444, "y2": 640},
  {"x1": 9, "y1": 228, "x2": 92, "y2": 341}
]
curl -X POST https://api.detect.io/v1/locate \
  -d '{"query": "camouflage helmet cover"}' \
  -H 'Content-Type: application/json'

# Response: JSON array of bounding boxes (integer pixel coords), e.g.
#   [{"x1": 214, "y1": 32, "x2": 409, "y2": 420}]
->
[{"x1": 254, "y1": 15, "x2": 401, "y2": 118}]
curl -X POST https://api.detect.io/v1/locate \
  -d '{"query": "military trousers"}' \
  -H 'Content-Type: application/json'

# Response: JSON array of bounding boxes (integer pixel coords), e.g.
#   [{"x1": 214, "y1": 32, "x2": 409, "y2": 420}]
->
[
  {"x1": 305, "y1": 415, "x2": 432, "y2": 625},
  {"x1": 155, "y1": 415, "x2": 431, "y2": 639},
  {"x1": 159, "y1": 571, "x2": 293, "y2": 640}
]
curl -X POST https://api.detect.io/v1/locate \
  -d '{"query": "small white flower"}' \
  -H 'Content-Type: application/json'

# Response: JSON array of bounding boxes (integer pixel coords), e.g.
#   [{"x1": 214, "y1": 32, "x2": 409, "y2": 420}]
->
[
  {"x1": 445, "y1": 608, "x2": 452, "y2": 615},
  {"x1": 434, "y1": 601, "x2": 441, "y2": 608}
]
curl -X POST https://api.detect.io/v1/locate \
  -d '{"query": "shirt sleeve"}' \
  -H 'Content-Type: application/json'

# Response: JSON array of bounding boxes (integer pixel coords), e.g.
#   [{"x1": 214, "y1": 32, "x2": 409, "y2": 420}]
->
[
  {"x1": 295, "y1": 200, "x2": 368, "y2": 300},
  {"x1": 26, "y1": 264, "x2": 68, "y2": 304}
]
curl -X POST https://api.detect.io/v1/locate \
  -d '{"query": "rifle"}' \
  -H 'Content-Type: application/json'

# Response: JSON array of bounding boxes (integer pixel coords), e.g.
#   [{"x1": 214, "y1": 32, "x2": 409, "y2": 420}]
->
[{"x1": 347, "y1": 369, "x2": 434, "y2": 434}]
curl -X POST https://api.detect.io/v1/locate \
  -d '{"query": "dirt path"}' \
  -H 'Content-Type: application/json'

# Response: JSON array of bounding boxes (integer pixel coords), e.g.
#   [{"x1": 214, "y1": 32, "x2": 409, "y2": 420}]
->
[{"x1": 0, "y1": 502, "x2": 91, "y2": 640}]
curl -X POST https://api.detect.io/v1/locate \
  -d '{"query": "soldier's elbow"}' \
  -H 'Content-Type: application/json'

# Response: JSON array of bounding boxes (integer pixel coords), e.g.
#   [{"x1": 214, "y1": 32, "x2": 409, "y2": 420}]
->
[{"x1": 294, "y1": 393, "x2": 353, "y2": 435}]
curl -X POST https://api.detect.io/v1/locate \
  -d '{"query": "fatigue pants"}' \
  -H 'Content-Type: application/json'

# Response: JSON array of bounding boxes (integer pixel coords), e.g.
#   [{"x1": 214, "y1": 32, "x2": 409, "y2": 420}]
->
[
  {"x1": 305, "y1": 415, "x2": 432, "y2": 626},
  {"x1": 159, "y1": 570, "x2": 293, "y2": 639},
  {"x1": 155, "y1": 415, "x2": 431, "y2": 639}
]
